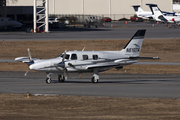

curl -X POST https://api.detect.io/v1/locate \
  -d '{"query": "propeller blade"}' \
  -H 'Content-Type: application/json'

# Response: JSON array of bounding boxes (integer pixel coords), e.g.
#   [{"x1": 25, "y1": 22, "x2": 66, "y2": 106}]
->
[
  {"x1": 27, "y1": 48, "x2": 32, "y2": 61},
  {"x1": 62, "y1": 50, "x2": 66, "y2": 63},
  {"x1": 24, "y1": 68, "x2": 29, "y2": 76}
]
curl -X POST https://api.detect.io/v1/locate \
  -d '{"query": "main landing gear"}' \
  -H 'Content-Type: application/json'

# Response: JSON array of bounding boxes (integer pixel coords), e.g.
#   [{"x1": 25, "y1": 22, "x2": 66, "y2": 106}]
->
[
  {"x1": 46, "y1": 70, "x2": 99, "y2": 84},
  {"x1": 58, "y1": 75, "x2": 65, "y2": 82},
  {"x1": 91, "y1": 69, "x2": 99, "y2": 83},
  {"x1": 46, "y1": 73, "x2": 66, "y2": 84}
]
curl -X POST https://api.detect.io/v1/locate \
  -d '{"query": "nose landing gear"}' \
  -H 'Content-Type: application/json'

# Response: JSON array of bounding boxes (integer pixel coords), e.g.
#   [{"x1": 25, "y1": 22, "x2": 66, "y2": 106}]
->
[{"x1": 46, "y1": 73, "x2": 52, "y2": 84}]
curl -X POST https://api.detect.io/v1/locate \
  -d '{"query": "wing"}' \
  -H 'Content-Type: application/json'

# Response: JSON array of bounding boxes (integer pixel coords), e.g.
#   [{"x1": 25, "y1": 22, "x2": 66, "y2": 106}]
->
[{"x1": 15, "y1": 57, "x2": 41, "y2": 63}]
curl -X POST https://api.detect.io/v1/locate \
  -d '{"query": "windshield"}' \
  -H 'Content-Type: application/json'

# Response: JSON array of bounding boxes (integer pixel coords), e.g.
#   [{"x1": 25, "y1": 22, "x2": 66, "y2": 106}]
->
[{"x1": 57, "y1": 54, "x2": 70, "y2": 60}]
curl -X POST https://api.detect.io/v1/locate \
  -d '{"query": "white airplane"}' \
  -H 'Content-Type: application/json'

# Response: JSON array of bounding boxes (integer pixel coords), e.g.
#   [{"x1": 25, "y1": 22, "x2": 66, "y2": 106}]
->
[
  {"x1": 132, "y1": 5, "x2": 153, "y2": 19},
  {"x1": 15, "y1": 30, "x2": 159, "y2": 84},
  {"x1": 146, "y1": 4, "x2": 180, "y2": 24},
  {"x1": 132, "y1": 5, "x2": 177, "y2": 20},
  {"x1": 0, "y1": 17, "x2": 23, "y2": 28}
]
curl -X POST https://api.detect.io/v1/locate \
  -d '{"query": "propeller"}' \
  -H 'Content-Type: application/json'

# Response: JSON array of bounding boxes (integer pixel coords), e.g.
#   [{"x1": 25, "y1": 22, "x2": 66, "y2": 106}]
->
[
  {"x1": 57, "y1": 50, "x2": 69, "y2": 77},
  {"x1": 24, "y1": 48, "x2": 33, "y2": 76},
  {"x1": 25, "y1": 68, "x2": 29, "y2": 76}
]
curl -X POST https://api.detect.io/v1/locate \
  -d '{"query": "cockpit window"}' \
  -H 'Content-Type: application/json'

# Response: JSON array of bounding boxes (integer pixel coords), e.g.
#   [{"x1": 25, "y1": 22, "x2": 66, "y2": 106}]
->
[
  {"x1": 93, "y1": 55, "x2": 98, "y2": 60},
  {"x1": 58, "y1": 54, "x2": 70, "y2": 60},
  {"x1": 71, "y1": 54, "x2": 77, "y2": 60}
]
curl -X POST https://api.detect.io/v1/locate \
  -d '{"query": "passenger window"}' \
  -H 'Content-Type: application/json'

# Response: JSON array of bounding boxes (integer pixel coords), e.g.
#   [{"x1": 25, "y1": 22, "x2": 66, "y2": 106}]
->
[
  {"x1": 83, "y1": 55, "x2": 88, "y2": 60},
  {"x1": 93, "y1": 55, "x2": 98, "y2": 60},
  {"x1": 71, "y1": 54, "x2": 77, "y2": 60}
]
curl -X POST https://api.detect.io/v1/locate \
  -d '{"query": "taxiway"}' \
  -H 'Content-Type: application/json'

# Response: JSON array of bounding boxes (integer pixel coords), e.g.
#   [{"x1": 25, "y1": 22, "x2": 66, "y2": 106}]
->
[{"x1": 0, "y1": 71, "x2": 180, "y2": 99}]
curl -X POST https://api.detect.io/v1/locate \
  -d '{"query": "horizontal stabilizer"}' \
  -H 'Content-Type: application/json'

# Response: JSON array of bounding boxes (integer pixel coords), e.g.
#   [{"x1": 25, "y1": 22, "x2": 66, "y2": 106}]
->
[{"x1": 129, "y1": 56, "x2": 160, "y2": 60}]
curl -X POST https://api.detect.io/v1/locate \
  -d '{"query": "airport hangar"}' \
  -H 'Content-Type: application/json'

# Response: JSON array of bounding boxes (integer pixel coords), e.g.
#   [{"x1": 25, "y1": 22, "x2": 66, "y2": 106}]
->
[{"x1": 4, "y1": 0, "x2": 173, "y2": 24}]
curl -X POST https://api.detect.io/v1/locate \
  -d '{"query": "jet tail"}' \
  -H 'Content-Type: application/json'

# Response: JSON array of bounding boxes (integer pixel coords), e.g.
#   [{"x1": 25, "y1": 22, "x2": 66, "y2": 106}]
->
[
  {"x1": 132, "y1": 5, "x2": 144, "y2": 13},
  {"x1": 146, "y1": 4, "x2": 164, "y2": 20},
  {"x1": 122, "y1": 29, "x2": 146, "y2": 57}
]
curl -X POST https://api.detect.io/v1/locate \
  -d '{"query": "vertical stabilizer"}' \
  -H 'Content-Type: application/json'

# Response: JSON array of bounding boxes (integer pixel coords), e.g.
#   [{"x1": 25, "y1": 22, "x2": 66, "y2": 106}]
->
[
  {"x1": 146, "y1": 4, "x2": 163, "y2": 20},
  {"x1": 132, "y1": 5, "x2": 144, "y2": 13},
  {"x1": 122, "y1": 30, "x2": 146, "y2": 57}
]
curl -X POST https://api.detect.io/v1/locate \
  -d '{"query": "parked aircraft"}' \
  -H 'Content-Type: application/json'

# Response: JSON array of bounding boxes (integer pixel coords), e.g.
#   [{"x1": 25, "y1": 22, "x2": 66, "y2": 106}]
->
[
  {"x1": 132, "y1": 5, "x2": 153, "y2": 19},
  {"x1": 132, "y1": 5, "x2": 178, "y2": 20},
  {"x1": 15, "y1": 29, "x2": 159, "y2": 84},
  {"x1": 146, "y1": 4, "x2": 180, "y2": 24},
  {"x1": 0, "y1": 17, "x2": 23, "y2": 28}
]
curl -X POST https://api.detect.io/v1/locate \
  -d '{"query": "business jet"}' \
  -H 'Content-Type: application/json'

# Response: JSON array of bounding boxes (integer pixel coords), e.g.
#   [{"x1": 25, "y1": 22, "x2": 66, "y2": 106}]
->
[
  {"x1": 15, "y1": 29, "x2": 159, "y2": 84},
  {"x1": 132, "y1": 5, "x2": 177, "y2": 20},
  {"x1": 132, "y1": 5, "x2": 153, "y2": 19},
  {"x1": 146, "y1": 4, "x2": 180, "y2": 24},
  {"x1": 0, "y1": 17, "x2": 23, "y2": 28}
]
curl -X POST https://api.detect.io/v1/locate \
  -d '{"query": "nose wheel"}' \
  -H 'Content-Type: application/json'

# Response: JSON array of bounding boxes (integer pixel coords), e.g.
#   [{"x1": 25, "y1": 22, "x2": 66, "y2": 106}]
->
[
  {"x1": 46, "y1": 73, "x2": 52, "y2": 84},
  {"x1": 46, "y1": 78, "x2": 52, "y2": 84}
]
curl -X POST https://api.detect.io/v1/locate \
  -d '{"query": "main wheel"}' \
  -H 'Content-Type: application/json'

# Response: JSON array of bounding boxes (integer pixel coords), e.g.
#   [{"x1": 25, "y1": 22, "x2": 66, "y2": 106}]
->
[
  {"x1": 58, "y1": 75, "x2": 65, "y2": 83},
  {"x1": 91, "y1": 77, "x2": 98, "y2": 83},
  {"x1": 46, "y1": 78, "x2": 51, "y2": 84}
]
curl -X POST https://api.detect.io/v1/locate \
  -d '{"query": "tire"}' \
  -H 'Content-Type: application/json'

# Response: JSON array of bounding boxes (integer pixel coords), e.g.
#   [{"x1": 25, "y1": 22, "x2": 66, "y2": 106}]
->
[
  {"x1": 46, "y1": 78, "x2": 51, "y2": 84},
  {"x1": 58, "y1": 75, "x2": 65, "y2": 83},
  {"x1": 91, "y1": 77, "x2": 98, "y2": 83}
]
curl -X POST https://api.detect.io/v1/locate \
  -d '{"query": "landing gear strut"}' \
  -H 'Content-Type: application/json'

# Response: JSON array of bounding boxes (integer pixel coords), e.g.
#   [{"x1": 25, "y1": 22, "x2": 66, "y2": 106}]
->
[
  {"x1": 91, "y1": 69, "x2": 99, "y2": 83},
  {"x1": 58, "y1": 75, "x2": 65, "y2": 82},
  {"x1": 46, "y1": 73, "x2": 52, "y2": 84}
]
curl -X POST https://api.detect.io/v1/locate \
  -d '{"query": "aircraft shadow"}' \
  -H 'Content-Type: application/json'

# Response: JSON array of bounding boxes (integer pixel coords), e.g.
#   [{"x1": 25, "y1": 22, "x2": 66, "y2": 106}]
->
[{"x1": 51, "y1": 79, "x2": 175, "y2": 84}]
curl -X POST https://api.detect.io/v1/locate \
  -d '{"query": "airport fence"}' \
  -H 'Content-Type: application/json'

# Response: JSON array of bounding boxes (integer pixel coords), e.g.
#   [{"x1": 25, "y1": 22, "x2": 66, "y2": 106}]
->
[{"x1": 49, "y1": 14, "x2": 135, "y2": 23}]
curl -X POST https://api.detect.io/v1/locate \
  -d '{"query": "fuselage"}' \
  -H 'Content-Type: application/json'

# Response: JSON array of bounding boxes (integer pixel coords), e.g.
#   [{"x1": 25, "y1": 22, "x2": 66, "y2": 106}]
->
[{"x1": 29, "y1": 50, "x2": 136, "y2": 73}]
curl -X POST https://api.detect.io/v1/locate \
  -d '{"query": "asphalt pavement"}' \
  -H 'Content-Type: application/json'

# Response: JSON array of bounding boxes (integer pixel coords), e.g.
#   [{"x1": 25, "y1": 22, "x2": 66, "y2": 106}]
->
[
  {"x1": 0, "y1": 22, "x2": 180, "y2": 41},
  {"x1": 0, "y1": 71, "x2": 180, "y2": 99}
]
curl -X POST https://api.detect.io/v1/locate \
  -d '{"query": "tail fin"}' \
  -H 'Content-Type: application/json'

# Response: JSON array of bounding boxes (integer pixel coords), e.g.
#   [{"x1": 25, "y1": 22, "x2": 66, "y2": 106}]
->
[
  {"x1": 122, "y1": 29, "x2": 146, "y2": 57},
  {"x1": 146, "y1": 4, "x2": 163, "y2": 19},
  {"x1": 132, "y1": 5, "x2": 144, "y2": 13}
]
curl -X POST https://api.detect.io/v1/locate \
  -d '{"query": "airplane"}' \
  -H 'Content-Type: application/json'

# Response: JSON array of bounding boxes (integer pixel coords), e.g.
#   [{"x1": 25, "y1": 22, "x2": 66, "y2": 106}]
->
[
  {"x1": 146, "y1": 4, "x2": 180, "y2": 24},
  {"x1": 132, "y1": 5, "x2": 178, "y2": 20},
  {"x1": 15, "y1": 29, "x2": 159, "y2": 84},
  {"x1": 0, "y1": 17, "x2": 23, "y2": 28},
  {"x1": 132, "y1": 5, "x2": 153, "y2": 19}
]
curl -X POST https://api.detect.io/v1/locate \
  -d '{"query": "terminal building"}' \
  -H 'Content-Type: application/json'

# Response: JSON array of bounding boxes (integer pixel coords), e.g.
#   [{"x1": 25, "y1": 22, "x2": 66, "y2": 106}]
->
[{"x1": 0, "y1": 0, "x2": 173, "y2": 26}]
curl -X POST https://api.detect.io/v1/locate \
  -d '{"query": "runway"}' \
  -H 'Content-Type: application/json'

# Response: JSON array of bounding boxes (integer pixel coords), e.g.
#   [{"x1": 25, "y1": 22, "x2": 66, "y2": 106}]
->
[
  {"x1": 0, "y1": 71, "x2": 180, "y2": 99},
  {"x1": 0, "y1": 22, "x2": 180, "y2": 41}
]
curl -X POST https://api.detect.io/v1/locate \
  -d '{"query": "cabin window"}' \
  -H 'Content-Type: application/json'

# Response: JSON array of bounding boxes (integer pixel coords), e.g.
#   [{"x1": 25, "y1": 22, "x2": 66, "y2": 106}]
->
[
  {"x1": 93, "y1": 55, "x2": 98, "y2": 60},
  {"x1": 71, "y1": 54, "x2": 77, "y2": 60},
  {"x1": 83, "y1": 55, "x2": 88, "y2": 60}
]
